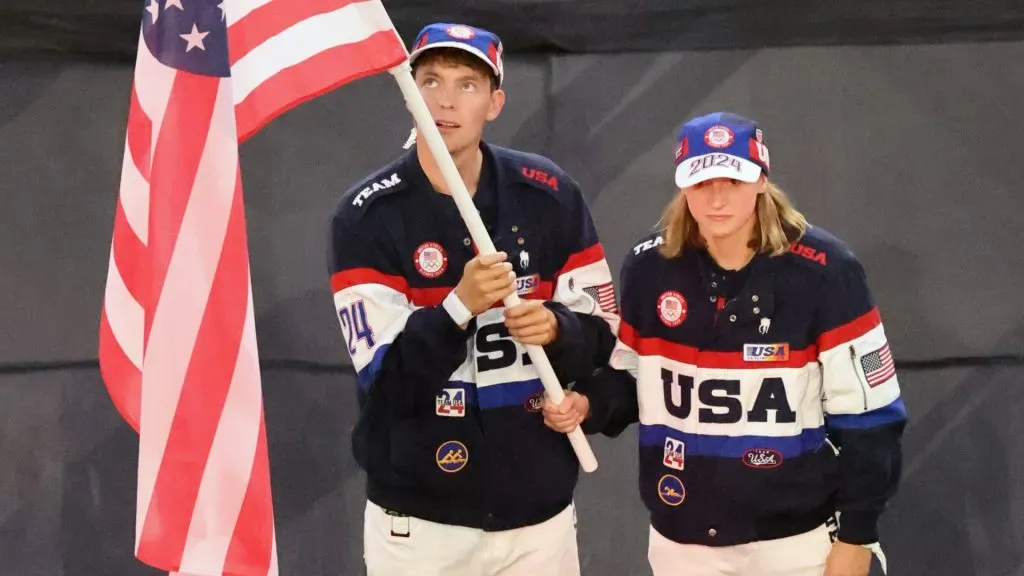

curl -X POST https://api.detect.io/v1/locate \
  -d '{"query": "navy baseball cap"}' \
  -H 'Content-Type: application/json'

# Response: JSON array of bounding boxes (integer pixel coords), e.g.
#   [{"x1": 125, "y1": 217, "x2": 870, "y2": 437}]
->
[
  {"x1": 409, "y1": 23, "x2": 504, "y2": 87},
  {"x1": 674, "y1": 112, "x2": 771, "y2": 188}
]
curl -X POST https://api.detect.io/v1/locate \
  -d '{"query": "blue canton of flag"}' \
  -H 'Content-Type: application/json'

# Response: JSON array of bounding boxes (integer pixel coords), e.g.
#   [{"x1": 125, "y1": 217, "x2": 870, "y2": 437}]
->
[{"x1": 142, "y1": 0, "x2": 230, "y2": 77}]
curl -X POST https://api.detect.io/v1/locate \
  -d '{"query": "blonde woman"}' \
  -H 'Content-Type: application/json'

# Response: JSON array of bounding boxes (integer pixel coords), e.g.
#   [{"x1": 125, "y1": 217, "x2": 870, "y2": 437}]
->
[{"x1": 544, "y1": 112, "x2": 907, "y2": 576}]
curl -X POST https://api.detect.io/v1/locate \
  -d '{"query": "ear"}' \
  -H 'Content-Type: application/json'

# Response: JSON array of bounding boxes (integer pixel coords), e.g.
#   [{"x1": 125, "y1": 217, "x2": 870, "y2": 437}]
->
[
  {"x1": 486, "y1": 88, "x2": 506, "y2": 122},
  {"x1": 757, "y1": 174, "x2": 768, "y2": 193}
]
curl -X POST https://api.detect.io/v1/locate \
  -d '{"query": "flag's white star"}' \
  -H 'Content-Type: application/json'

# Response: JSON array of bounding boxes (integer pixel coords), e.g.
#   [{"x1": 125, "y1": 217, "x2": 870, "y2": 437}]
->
[
  {"x1": 146, "y1": 0, "x2": 160, "y2": 22},
  {"x1": 165, "y1": 0, "x2": 184, "y2": 10},
  {"x1": 180, "y1": 24, "x2": 210, "y2": 52},
  {"x1": 217, "y1": 1, "x2": 226, "y2": 21}
]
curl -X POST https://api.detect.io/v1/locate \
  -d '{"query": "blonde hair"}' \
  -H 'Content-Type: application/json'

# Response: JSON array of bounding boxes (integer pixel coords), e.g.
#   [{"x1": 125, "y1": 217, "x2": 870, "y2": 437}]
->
[{"x1": 657, "y1": 180, "x2": 808, "y2": 259}]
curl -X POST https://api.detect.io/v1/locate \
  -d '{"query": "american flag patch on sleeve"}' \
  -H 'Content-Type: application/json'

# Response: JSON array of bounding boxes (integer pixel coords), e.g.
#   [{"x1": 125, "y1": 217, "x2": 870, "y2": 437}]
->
[
  {"x1": 860, "y1": 343, "x2": 896, "y2": 387},
  {"x1": 583, "y1": 282, "x2": 618, "y2": 314}
]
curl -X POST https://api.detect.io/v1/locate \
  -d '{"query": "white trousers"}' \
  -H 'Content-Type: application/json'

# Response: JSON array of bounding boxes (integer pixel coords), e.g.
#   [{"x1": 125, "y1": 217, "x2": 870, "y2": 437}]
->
[
  {"x1": 648, "y1": 522, "x2": 835, "y2": 576},
  {"x1": 363, "y1": 500, "x2": 580, "y2": 576}
]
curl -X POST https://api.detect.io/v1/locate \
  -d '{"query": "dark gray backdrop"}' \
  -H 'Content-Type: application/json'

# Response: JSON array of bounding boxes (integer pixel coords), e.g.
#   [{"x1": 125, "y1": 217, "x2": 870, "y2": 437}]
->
[{"x1": 2, "y1": 39, "x2": 1024, "y2": 575}]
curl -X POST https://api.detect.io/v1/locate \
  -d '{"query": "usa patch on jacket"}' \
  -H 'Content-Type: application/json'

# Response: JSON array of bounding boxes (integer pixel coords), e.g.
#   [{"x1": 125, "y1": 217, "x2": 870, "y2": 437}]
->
[{"x1": 742, "y1": 343, "x2": 790, "y2": 362}]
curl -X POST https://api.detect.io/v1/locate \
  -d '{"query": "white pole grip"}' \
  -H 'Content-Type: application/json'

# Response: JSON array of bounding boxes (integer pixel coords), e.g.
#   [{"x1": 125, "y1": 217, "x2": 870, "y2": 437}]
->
[{"x1": 387, "y1": 61, "x2": 598, "y2": 473}]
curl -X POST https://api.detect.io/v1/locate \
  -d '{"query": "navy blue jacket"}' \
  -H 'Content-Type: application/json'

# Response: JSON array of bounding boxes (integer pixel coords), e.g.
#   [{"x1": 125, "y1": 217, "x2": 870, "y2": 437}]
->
[
  {"x1": 574, "y1": 226, "x2": 907, "y2": 546},
  {"x1": 327, "y1": 142, "x2": 619, "y2": 530}
]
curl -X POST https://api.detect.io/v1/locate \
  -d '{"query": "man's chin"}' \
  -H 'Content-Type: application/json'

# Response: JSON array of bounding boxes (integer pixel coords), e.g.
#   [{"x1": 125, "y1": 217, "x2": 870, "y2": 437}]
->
[{"x1": 444, "y1": 139, "x2": 470, "y2": 157}]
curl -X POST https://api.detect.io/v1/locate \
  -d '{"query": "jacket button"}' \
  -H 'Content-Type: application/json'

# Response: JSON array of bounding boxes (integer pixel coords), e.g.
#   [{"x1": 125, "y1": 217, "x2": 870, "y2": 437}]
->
[
  {"x1": 711, "y1": 281, "x2": 718, "y2": 288},
  {"x1": 708, "y1": 528, "x2": 718, "y2": 537},
  {"x1": 751, "y1": 295, "x2": 760, "y2": 302},
  {"x1": 729, "y1": 315, "x2": 737, "y2": 322},
  {"x1": 463, "y1": 237, "x2": 471, "y2": 246},
  {"x1": 709, "y1": 296, "x2": 716, "y2": 303},
  {"x1": 753, "y1": 307, "x2": 761, "y2": 314}
]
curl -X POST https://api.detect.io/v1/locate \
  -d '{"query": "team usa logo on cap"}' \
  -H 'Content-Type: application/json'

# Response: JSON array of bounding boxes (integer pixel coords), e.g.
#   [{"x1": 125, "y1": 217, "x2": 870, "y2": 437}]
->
[
  {"x1": 704, "y1": 125, "x2": 735, "y2": 149},
  {"x1": 657, "y1": 291, "x2": 688, "y2": 327},
  {"x1": 657, "y1": 474, "x2": 686, "y2": 506},
  {"x1": 414, "y1": 241, "x2": 448, "y2": 278},
  {"x1": 446, "y1": 25, "x2": 476, "y2": 40},
  {"x1": 436, "y1": 440, "x2": 469, "y2": 473}
]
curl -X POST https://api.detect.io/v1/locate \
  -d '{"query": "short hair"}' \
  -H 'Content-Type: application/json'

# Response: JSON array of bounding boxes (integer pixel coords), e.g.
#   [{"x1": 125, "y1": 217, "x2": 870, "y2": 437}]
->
[
  {"x1": 411, "y1": 47, "x2": 499, "y2": 91},
  {"x1": 657, "y1": 180, "x2": 809, "y2": 259}
]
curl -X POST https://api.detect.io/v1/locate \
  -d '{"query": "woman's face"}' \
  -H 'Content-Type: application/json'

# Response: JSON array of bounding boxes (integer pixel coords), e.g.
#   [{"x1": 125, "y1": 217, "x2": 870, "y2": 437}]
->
[{"x1": 683, "y1": 176, "x2": 763, "y2": 242}]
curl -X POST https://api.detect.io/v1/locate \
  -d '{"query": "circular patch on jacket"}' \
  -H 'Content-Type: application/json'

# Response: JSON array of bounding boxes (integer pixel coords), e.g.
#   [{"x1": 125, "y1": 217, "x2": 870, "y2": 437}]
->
[
  {"x1": 414, "y1": 242, "x2": 448, "y2": 278},
  {"x1": 657, "y1": 291, "x2": 688, "y2": 327},
  {"x1": 704, "y1": 125, "x2": 734, "y2": 149},
  {"x1": 436, "y1": 440, "x2": 468, "y2": 473},
  {"x1": 657, "y1": 474, "x2": 686, "y2": 506}
]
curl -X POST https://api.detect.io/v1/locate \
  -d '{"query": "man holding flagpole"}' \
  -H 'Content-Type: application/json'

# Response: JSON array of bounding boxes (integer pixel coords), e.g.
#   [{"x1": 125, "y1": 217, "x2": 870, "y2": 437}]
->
[{"x1": 328, "y1": 22, "x2": 620, "y2": 576}]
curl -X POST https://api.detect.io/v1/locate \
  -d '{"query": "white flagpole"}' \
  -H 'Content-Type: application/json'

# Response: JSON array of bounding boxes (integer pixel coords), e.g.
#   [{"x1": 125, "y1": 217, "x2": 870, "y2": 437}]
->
[{"x1": 383, "y1": 38, "x2": 599, "y2": 474}]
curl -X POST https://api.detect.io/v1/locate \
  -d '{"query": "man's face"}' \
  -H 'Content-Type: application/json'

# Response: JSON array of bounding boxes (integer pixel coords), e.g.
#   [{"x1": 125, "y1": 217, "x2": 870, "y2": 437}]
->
[{"x1": 414, "y1": 58, "x2": 505, "y2": 156}]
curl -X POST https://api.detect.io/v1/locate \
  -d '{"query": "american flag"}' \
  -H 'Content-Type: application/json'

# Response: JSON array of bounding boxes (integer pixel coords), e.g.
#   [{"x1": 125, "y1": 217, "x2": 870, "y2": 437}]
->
[
  {"x1": 860, "y1": 342, "x2": 896, "y2": 387},
  {"x1": 97, "y1": 1, "x2": 406, "y2": 574},
  {"x1": 583, "y1": 282, "x2": 618, "y2": 314}
]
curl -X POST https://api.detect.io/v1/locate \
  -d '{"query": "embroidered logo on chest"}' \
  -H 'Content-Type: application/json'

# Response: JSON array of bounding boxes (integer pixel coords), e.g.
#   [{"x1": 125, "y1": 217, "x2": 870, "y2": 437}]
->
[
  {"x1": 414, "y1": 242, "x2": 448, "y2": 278},
  {"x1": 657, "y1": 291, "x2": 688, "y2": 327}
]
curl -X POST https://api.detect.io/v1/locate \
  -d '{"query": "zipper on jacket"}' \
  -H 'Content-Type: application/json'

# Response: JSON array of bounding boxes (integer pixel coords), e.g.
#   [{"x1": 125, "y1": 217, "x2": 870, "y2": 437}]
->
[{"x1": 849, "y1": 345, "x2": 869, "y2": 411}]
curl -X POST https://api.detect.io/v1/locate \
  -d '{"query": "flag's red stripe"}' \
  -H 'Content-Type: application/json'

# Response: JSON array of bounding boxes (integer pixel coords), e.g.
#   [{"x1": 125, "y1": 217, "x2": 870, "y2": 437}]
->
[
  {"x1": 144, "y1": 71, "x2": 221, "y2": 348},
  {"x1": 98, "y1": 309, "x2": 142, "y2": 432},
  {"x1": 227, "y1": 0, "x2": 366, "y2": 66},
  {"x1": 128, "y1": 85, "x2": 152, "y2": 178},
  {"x1": 817, "y1": 308, "x2": 881, "y2": 352},
  {"x1": 137, "y1": 171, "x2": 249, "y2": 569},
  {"x1": 618, "y1": 321, "x2": 817, "y2": 369},
  {"x1": 113, "y1": 201, "x2": 148, "y2": 305},
  {"x1": 235, "y1": 31, "x2": 406, "y2": 142},
  {"x1": 224, "y1": 414, "x2": 275, "y2": 575},
  {"x1": 557, "y1": 244, "x2": 605, "y2": 277}
]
